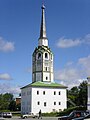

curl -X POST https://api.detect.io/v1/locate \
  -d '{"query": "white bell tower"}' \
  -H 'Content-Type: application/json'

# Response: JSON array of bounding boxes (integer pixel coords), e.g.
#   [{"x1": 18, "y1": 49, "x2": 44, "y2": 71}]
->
[{"x1": 32, "y1": 4, "x2": 54, "y2": 83}]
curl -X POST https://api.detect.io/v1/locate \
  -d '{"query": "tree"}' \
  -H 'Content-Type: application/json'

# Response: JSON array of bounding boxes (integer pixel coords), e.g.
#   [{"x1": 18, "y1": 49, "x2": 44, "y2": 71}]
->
[
  {"x1": 78, "y1": 81, "x2": 87, "y2": 106},
  {"x1": 67, "y1": 81, "x2": 87, "y2": 108},
  {"x1": 67, "y1": 86, "x2": 79, "y2": 107},
  {"x1": 9, "y1": 100, "x2": 16, "y2": 111},
  {"x1": 0, "y1": 93, "x2": 14, "y2": 110},
  {"x1": 3, "y1": 93, "x2": 13, "y2": 102}
]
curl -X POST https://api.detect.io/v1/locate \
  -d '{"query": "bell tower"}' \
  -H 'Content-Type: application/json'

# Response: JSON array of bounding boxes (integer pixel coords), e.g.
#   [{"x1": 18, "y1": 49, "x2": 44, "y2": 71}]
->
[{"x1": 32, "y1": 4, "x2": 54, "y2": 83}]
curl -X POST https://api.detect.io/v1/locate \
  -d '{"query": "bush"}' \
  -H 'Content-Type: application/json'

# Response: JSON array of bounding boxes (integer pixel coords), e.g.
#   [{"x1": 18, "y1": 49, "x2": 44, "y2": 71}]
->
[
  {"x1": 58, "y1": 106, "x2": 87, "y2": 117},
  {"x1": 42, "y1": 106, "x2": 86, "y2": 117}
]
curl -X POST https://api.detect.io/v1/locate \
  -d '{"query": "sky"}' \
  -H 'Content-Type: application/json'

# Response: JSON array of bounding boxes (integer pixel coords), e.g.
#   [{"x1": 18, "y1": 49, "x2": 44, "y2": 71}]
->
[{"x1": 0, "y1": 0, "x2": 90, "y2": 97}]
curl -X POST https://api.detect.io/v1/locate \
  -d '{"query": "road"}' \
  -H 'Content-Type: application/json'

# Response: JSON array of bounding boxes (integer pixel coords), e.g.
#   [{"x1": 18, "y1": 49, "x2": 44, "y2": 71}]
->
[{"x1": 0, "y1": 116, "x2": 58, "y2": 120}]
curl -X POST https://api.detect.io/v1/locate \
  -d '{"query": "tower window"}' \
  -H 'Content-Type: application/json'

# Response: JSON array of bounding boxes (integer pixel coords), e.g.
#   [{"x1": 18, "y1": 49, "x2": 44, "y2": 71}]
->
[
  {"x1": 54, "y1": 102, "x2": 56, "y2": 105},
  {"x1": 43, "y1": 91, "x2": 45, "y2": 95},
  {"x1": 46, "y1": 77, "x2": 48, "y2": 80},
  {"x1": 51, "y1": 54, "x2": 52, "y2": 60},
  {"x1": 44, "y1": 102, "x2": 46, "y2": 107},
  {"x1": 59, "y1": 91, "x2": 61, "y2": 95},
  {"x1": 38, "y1": 53, "x2": 41, "y2": 59},
  {"x1": 54, "y1": 91, "x2": 56, "y2": 95},
  {"x1": 45, "y1": 53, "x2": 48, "y2": 58},
  {"x1": 37, "y1": 91, "x2": 39, "y2": 95},
  {"x1": 37, "y1": 101, "x2": 40, "y2": 105},
  {"x1": 46, "y1": 67, "x2": 47, "y2": 71}
]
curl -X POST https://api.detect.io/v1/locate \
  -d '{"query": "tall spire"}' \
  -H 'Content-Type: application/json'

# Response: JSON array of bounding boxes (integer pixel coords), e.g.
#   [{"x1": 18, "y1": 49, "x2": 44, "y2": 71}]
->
[
  {"x1": 40, "y1": 4, "x2": 47, "y2": 38},
  {"x1": 38, "y1": 4, "x2": 48, "y2": 46}
]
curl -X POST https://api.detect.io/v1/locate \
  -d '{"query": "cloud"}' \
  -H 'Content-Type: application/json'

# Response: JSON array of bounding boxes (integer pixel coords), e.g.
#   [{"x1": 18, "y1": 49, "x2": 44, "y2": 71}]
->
[
  {"x1": 84, "y1": 34, "x2": 90, "y2": 44},
  {"x1": 55, "y1": 68, "x2": 82, "y2": 88},
  {"x1": 55, "y1": 55, "x2": 90, "y2": 88},
  {"x1": 0, "y1": 73, "x2": 13, "y2": 80},
  {"x1": 56, "y1": 37, "x2": 82, "y2": 48},
  {"x1": 0, "y1": 37, "x2": 15, "y2": 52},
  {"x1": 78, "y1": 55, "x2": 90, "y2": 75},
  {"x1": 56, "y1": 34, "x2": 90, "y2": 48},
  {"x1": 0, "y1": 83, "x2": 21, "y2": 97}
]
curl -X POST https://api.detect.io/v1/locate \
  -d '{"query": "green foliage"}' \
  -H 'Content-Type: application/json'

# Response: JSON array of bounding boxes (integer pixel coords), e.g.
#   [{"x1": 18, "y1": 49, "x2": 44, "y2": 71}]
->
[
  {"x1": 8, "y1": 100, "x2": 16, "y2": 111},
  {"x1": 42, "y1": 106, "x2": 86, "y2": 117},
  {"x1": 67, "y1": 81, "x2": 87, "y2": 108},
  {"x1": 57, "y1": 106, "x2": 86, "y2": 117},
  {"x1": 0, "y1": 93, "x2": 13, "y2": 110},
  {"x1": 16, "y1": 103, "x2": 21, "y2": 111},
  {"x1": 78, "y1": 81, "x2": 87, "y2": 106},
  {"x1": 0, "y1": 93, "x2": 21, "y2": 111},
  {"x1": 42, "y1": 112, "x2": 58, "y2": 117}
]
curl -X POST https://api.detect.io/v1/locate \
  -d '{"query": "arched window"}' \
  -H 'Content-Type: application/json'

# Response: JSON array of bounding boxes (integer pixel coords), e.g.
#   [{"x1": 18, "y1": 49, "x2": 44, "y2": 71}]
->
[
  {"x1": 38, "y1": 53, "x2": 41, "y2": 59},
  {"x1": 46, "y1": 77, "x2": 48, "y2": 80},
  {"x1": 46, "y1": 67, "x2": 47, "y2": 71},
  {"x1": 51, "y1": 54, "x2": 52, "y2": 60},
  {"x1": 45, "y1": 53, "x2": 48, "y2": 58}
]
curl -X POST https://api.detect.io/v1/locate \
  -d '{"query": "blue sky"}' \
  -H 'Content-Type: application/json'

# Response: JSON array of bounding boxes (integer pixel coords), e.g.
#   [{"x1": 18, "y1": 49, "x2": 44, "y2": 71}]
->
[{"x1": 0, "y1": 0, "x2": 90, "y2": 96}]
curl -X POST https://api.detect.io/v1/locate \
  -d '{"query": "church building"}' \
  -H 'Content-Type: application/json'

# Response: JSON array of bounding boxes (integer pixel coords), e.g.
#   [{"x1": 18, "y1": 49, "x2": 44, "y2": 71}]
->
[{"x1": 21, "y1": 4, "x2": 67, "y2": 114}]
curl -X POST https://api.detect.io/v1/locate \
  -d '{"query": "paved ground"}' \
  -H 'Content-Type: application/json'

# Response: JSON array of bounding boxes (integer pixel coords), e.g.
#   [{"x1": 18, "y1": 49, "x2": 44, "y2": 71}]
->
[{"x1": 0, "y1": 116, "x2": 58, "y2": 120}]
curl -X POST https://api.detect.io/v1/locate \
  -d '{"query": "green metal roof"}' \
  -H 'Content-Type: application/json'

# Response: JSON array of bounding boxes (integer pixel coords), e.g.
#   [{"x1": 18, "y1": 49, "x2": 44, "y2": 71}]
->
[{"x1": 21, "y1": 81, "x2": 67, "y2": 89}]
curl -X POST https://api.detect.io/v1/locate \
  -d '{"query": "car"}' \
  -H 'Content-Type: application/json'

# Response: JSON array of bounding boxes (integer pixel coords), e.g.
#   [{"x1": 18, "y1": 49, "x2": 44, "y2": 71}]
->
[
  {"x1": 0, "y1": 112, "x2": 3, "y2": 117},
  {"x1": 21, "y1": 112, "x2": 38, "y2": 119},
  {"x1": 58, "y1": 111, "x2": 87, "y2": 120},
  {"x1": 72, "y1": 114, "x2": 90, "y2": 120},
  {"x1": 0, "y1": 117, "x2": 5, "y2": 120},
  {"x1": 2, "y1": 112, "x2": 12, "y2": 118},
  {"x1": 84, "y1": 114, "x2": 90, "y2": 119}
]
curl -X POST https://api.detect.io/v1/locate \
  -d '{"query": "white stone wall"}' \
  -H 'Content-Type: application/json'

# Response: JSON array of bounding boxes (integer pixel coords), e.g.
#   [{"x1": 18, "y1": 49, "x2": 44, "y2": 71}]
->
[
  {"x1": 21, "y1": 87, "x2": 32, "y2": 114},
  {"x1": 31, "y1": 87, "x2": 67, "y2": 114},
  {"x1": 51, "y1": 73, "x2": 54, "y2": 82},
  {"x1": 21, "y1": 86, "x2": 67, "y2": 114},
  {"x1": 42, "y1": 72, "x2": 50, "y2": 82},
  {"x1": 38, "y1": 38, "x2": 48, "y2": 46}
]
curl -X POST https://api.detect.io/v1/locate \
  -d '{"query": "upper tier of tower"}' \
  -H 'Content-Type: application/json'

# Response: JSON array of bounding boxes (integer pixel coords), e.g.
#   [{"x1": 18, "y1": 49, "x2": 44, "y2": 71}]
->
[{"x1": 38, "y1": 4, "x2": 48, "y2": 47}]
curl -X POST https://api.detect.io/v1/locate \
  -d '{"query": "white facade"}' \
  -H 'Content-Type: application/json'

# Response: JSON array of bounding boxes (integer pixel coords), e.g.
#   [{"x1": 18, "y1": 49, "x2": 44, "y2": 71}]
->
[
  {"x1": 87, "y1": 77, "x2": 90, "y2": 111},
  {"x1": 38, "y1": 38, "x2": 48, "y2": 47},
  {"x1": 32, "y1": 49, "x2": 54, "y2": 83},
  {"x1": 21, "y1": 85, "x2": 67, "y2": 114},
  {"x1": 21, "y1": 87, "x2": 32, "y2": 114},
  {"x1": 21, "y1": 4, "x2": 67, "y2": 114}
]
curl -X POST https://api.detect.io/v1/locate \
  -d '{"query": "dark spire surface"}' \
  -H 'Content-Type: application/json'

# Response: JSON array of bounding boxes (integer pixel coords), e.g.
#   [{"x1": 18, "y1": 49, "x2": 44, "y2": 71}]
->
[{"x1": 39, "y1": 4, "x2": 47, "y2": 39}]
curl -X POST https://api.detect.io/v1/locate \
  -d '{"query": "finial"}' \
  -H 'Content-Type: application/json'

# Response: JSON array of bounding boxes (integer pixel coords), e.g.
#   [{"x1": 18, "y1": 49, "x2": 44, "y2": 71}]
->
[
  {"x1": 42, "y1": 4, "x2": 45, "y2": 9},
  {"x1": 42, "y1": 0, "x2": 45, "y2": 9}
]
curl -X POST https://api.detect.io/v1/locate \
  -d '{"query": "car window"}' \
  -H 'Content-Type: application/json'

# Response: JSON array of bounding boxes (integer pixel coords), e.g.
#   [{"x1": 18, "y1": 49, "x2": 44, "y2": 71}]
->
[
  {"x1": 69, "y1": 112, "x2": 74, "y2": 117},
  {"x1": 75, "y1": 112, "x2": 81, "y2": 117}
]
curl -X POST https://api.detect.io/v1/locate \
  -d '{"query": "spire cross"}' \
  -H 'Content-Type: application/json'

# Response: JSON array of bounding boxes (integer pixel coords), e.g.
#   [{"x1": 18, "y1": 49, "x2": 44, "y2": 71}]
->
[{"x1": 42, "y1": 0, "x2": 45, "y2": 9}]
